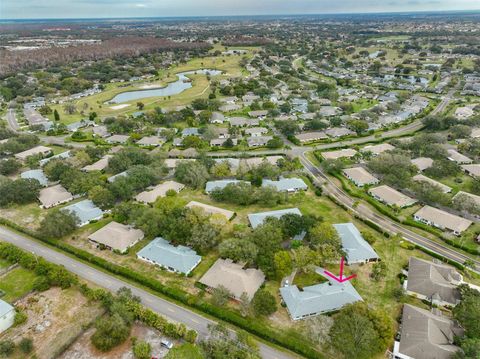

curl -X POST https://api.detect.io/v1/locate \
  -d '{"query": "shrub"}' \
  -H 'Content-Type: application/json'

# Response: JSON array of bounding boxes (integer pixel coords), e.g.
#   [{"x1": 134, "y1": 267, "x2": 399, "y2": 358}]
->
[
  {"x1": 133, "y1": 340, "x2": 151, "y2": 359},
  {"x1": 0, "y1": 340, "x2": 15, "y2": 356},
  {"x1": 13, "y1": 311, "x2": 28, "y2": 326},
  {"x1": 19, "y1": 338, "x2": 33, "y2": 354}
]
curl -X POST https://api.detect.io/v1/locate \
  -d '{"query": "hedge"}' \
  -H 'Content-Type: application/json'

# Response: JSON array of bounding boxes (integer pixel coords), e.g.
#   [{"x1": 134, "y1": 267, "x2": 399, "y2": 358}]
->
[{"x1": 0, "y1": 218, "x2": 322, "y2": 359}]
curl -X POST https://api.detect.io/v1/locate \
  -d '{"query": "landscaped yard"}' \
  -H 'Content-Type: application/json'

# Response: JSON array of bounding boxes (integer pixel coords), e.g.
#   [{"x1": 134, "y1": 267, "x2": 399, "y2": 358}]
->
[{"x1": 0, "y1": 267, "x2": 37, "y2": 302}]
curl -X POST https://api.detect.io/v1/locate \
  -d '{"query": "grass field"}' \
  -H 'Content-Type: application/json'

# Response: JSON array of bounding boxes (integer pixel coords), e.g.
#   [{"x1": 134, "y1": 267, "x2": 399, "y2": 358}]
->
[
  {"x1": 165, "y1": 343, "x2": 203, "y2": 359},
  {"x1": 0, "y1": 267, "x2": 37, "y2": 302}
]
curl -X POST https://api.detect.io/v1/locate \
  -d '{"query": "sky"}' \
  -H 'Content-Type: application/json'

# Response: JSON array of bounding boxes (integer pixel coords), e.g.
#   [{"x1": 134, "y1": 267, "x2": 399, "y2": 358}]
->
[{"x1": 1, "y1": 0, "x2": 480, "y2": 19}]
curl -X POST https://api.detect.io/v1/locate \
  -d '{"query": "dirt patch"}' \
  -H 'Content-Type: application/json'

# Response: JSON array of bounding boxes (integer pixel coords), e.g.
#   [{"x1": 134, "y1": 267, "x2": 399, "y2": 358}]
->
[
  {"x1": 59, "y1": 323, "x2": 173, "y2": 359},
  {"x1": 2, "y1": 287, "x2": 103, "y2": 359}
]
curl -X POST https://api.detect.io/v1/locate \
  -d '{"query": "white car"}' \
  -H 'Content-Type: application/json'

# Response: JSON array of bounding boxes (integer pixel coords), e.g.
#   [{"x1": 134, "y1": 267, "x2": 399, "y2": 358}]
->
[{"x1": 161, "y1": 340, "x2": 173, "y2": 349}]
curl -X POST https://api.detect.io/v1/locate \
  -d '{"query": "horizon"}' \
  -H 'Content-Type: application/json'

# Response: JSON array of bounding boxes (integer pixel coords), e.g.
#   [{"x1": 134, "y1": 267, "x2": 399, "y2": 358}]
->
[{"x1": 2, "y1": 0, "x2": 480, "y2": 21}]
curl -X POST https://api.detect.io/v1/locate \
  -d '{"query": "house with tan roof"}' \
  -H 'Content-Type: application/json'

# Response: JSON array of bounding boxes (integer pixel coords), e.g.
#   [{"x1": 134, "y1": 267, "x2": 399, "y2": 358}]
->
[
  {"x1": 88, "y1": 221, "x2": 144, "y2": 253},
  {"x1": 368, "y1": 185, "x2": 417, "y2": 208},
  {"x1": 361, "y1": 143, "x2": 395, "y2": 156},
  {"x1": 135, "y1": 181, "x2": 185, "y2": 204},
  {"x1": 14, "y1": 146, "x2": 52, "y2": 161},
  {"x1": 405, "y1": 257, "x2": 462, "y2": 306},
  {"x1": 413, "y1": 174, "x2": 452, "y2": 193},
  {"x1": 462, "y1": 163, "x2": 480, "y2": 178},
  {"x1": 38, "y1": 184, "x2": 74, "y2": 209},
  {"x1": 343, "y1": 167, "x2": 379, "y2": 187},
  {"x1": 413, "y1": 205, "x2": 472, "y2": 236},
  {"x1": 186, "y1": 201, "x2": 235, "y2": 220},
  {"x1": 393, "y1": 304, "x2": 463, "y2": 359},
  {"x1": 447, "y1": 149, "x2": 472, "y2": 164},
  {"x1": 411, "y1": 157, "x2": 434, "y2": 172},
  {"x1": 82, "y1": 155, "x2": 112, "y2": 172},
  {"x1": 199, "y1": 258, "x2": 265, "y2": 301},
  {"x1": 321, "y1": 148, "x2": 358, "y2": 160},
  {"x1": 295, "y1": 131, "x2": 328, "y2": 143}
]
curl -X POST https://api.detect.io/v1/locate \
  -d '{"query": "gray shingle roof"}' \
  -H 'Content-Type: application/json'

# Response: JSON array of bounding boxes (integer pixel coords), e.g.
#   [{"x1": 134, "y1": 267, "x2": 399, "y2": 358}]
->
[
  {"x1": 280, "y1": 279, "x2": 362, "y2": 320},
  {"x1": 262, "y1": 177, "x2": 307, "y2": 192},
  {"x1": 136, "y1": 237, "x2": 201, "y2": 274},
  {"x1": 334, "y1": 223, "x2": 379, "y2": 263}
]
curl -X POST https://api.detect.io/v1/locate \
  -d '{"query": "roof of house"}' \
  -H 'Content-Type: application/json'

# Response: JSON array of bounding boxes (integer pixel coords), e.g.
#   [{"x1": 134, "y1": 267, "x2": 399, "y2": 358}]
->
[
  {"x1": 325, "y1": 127, "x2": 353, "y2": 138},
  {"x1": 199, "y1": 258, "x2": 265, "y2": 300},
  {"x1": 369, "y1": 185, "x2": 417, "y2": 207},
  {"x1": 247, "y1": 136, "x2": 273, "y2": 147},
  {"x1": 107, "y1": 171, "x2": 128, "y2": 183},
  {"x1": 406, "y1": 257, "x2": 462, "y2": 305},
  {"x1": 21, "y1": 169, "x2": 48, "y2": 186},
  {"x1": 38, "y1": 184, "x2": 73, "y2": 208},
  {"x1": 361, "y1": 143, "x2": 395, "y2": 155},
  {"x1": 205, "y1": 179, "x2": 250, "y2": 193},
  {"x1": 414, "y1": 205, "x2": 472, "y2": 234},
  {"x1": 62, "y1": 200, "x2": 104, "y2": 225},
  {"x1": 137, "y1": 237, "x2": 201, "y2": 274},
  {"x1": 186, "y1": 201, "x2": 235, "y2": 220},
  {"x1": 261, "y1": 177, "x2": 308, "y2": 192},
  {"x1": 453, "y1": 190, "x2": 480, "y2": 207},
  {"x1": 343, "y1": 167, "x2": 378, "y2": 186},
  {"x1": 334, "y1": 223, "x2": 379, "y2": 263},
  {"x1": 295, "y1": 131, "x2": 328, "y2": 142},
  {"x1": 241, "y1": 156, "x2": 283, "y2": 168},
  {"x1": 398, "y1": 304, "x2": 462, "y2": 359},
  {"x1": 248, "y1": 208, "x2": 302, "y2": 229},
  {"x1": 447, "y1": 149, "x2": 472, "y2": 164},
  {"x1": 245, "y1": 127, "x2": 268, "y2": 135},
  {"x1": 39, "y1": 150, "x2": 71, "y2": 166},
  {"x1": 82, "y1": 155, "x2": 112, "y2": 172},
  {"x1": 0, "y1": 299, "x2": 14, "y2": 318},
  {"x1": 413, "y1": 174, "x2": 452, "y2": 193},
  {"x1": 462, "y1": 163, "x2": 480, "y2": 177},
  {"x1": 137, "y1": 136, "x2": 163, "y2": 146},
  {"x1": 321, "y1": 148, "x2": 358, "y2": 160},
  {"x1": 14, "y1": 145, "x2": 51, "y2": 160},
  {"x1": 88, "y1": 221, "x2": 144, "y2": 252},
  {"x1": 106, "y1": 134, "x2": 129, "y2": 144},
  {"x1": 135, "y1": 181, "x2": 185, "y2": 204},
  {"x1": 412, "y1": 157, "x2": 434, "y2": 171},
  {"x1": 280, "y1": 277, "x2": 362, "y2": 319}
]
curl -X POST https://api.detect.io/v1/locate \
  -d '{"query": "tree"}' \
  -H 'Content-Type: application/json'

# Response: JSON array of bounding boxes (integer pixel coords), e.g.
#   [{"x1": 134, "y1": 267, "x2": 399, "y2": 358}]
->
[
  {"x1": 368, "y1": 152, "x2": 416, "y2": 188},
  {"x1": 453, "y1": 285, "x2": 480, "y2": 338},
  {"x1": 266, "y1": 136, "x2": 284, "y2": 149},
  {"x1": 19, "y1": 338, "x2": 33, "y2": 354},
  {"x1": 218, "y1": 237, "x2": 258, "y2": 265},
  {"x1": 239, "y1": 292, "x2": 250, "y2": 317},
  {"x1": 249, "y1": 222, "x2": 284, "y2": 278},
  {"x1": 308, "y1": 222, "x2": 343, "y2": 263},
  {"x1": 133, "y1": 340, "x2": 152, "y2": 359},
  {"x1": 0, "y1": 178, "x2": 41, "y2": 207},
  {"x1": 453, "y1": 338, "x2": 480, "y2": 359},
  {"x1": 89, "y1": 185, "x2": 115, "y2": 209},
  {"x1": 321, "y1": 159, "x2": 344, "y2": 174},
  {"x1": 189, "y1": 221, "x2": 219, "y2": 253},
  {"x1": 63, "y1": 102, "x2": 76, "y2": 115},
  {"x1": 370, "y1": 261, "x2": 387, "y2": 281},
  {"x1": 174, "y1": 161, "x2": 209, "y2": 189},
  {"x1": 252, "y1": 290, "x2": 277, "y2": 316},
  {"x1": 136, "y1": 102, "x2": 145, "y2": 110},
  {"x1": 54, "y1": 109, "x2": 60, "y2": 122},
  {"x1": 211, "y1": 285, "x2": 231, "y2": 307},
  {"x1": 292, "y1": 246, "x2": 318, "y2": 273},
  {"x1": 200, "y1": 324, "x2": 260, "y2": 359},
  {"x1": 91, "y1": 313, "x2": 131, "y2": 351},
  {"x1": 0, "y1": 158, "x2": 21, "y2": 175},
  {"x1": 0, "y1": 340, "x2": 15, "y2": 356},
  {"x1": 39, "y1": 209, "x2": 79, "y2": 238},
  {"x1": 348, "y1": 119, "x2": 369, "y2": 135},
  {"x1": 274, "y1": 251, "x2": 293, "y2": 280}
]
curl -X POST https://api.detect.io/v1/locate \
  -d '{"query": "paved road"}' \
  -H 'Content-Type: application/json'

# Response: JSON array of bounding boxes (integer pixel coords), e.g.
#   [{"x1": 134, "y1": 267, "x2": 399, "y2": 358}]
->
[
  {"x1": 299, "y1": 154, "x2": 480, "y2": 272},
  {"x1": 0, "y1": 227, "x2": 295, "y2": 359},
  {"x1": 5, "y1": 109, "x2": 20, "y2": 132}
]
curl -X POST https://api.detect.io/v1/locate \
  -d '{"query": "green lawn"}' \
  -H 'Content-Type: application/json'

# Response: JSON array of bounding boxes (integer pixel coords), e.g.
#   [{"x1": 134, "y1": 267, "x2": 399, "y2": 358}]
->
[
  {"x1": 0, "y1": 267, "x2": 38, "y2": 302},
  {"x1": 165, "y1": 343, "x2": 204, "y2": 359},
  {"x1": 292, "y1": 270, "x2": 327, "y2": 288}
]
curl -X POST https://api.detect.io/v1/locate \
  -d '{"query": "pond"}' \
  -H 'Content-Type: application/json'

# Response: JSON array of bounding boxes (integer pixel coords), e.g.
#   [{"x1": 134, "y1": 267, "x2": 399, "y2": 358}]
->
[{"x1": 108, "y1": 69, "x2": 222, "y2": 104}]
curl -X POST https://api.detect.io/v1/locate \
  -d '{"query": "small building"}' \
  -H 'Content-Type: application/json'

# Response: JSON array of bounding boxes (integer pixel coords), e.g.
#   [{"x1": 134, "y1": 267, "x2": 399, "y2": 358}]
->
[
  {"x1": 343, "y1": 167, "x2": 379, "y2": 187},
  {"x1": 21, "y1": 169, "x2": 48, "y2": 187},
  {"x1": 39, "y1": 184, "x2": 74, "y2": 209},
  {"x1": 199, "y1": 258, "x2": 265, "y2": 301},
  {"x1": 452, "y1": 190, "x2": 480, "y2": 210},
  {"x1": 462, "y1": 163, "x2": 480, "y2": 178},
  {"x1": 181, "y1": 128, "x2": 200, "y2": 137},
  {"x1": 205, "y1": 179, "x2": 249, "y2": 193},
  {"x1": 0, "y1": 300, "x2": 15, "y2": 334},
  {"x1": 92, "y1": 125, "x2": 110, "y2": 138},
  {"x1": 247, "y1": 136, "x2": 272, "y2": 147},
  {"x1": 88, "y1": 221, "x2": 144, "y2": 253},
  {"x1": 361, "y1": 143, "x2": 395, "y2": 156},
  {"x1": 368, "y1": 185, "x2": 417, "y2": 208},
  {"x1": 14, "y1": 145, "x2": 51, "y2": 161},
  {"x1": 295, "y1": 131, "x2": 328, "y2": 143},
  {"x1": 228, "y1": 117, "x2": 259, "y2": 127},
  {"x1": 325, "y1": 127, "x2": 353, "y2": 138},
  {"x1": 107, "y1": 171, "x2": 128, "y2": 183},
  {"x1": 62, "y1": 200, "x2": 104, "y2": 226},
  {"x1": 135, "y1": 181, "x2": 185, "y2": 204},
  {"x1": 245, "y1": 127, "x2": 268, "y2": 137},
  {"x1": 137, "y1": 136, "x2": 163, "y2": 147},
  {"x1": 82, "y1": 155, "x2": 112, "y2": 172},
  {"x1": 137, "y1": 237, "x2": 201, "y2": 275},
  {"x1": 248, "y1": 110, "x2": 268, "y2": 118},
  {"x1": 248, "y1": 208, "x2": 303, "y2": 239},
  {"x1": 105, "y1": 134, "x2": 129, "y2": 144},
  {"x1": 411, "y1": 157, "x2": 434, "y2": 172},
  {"x1": 186, "y1": 201, "x2": 235, "y2": 220},
  {"x1": 405, "y1": 257, "x2": 462, "y2": 306},
  {"x1": 280, "y1": 274, "x2": 362, "y2": 320},
  {"x1": 321, "y1": 148, "x2": 358, "y2": 160},
  {"x1": 261, "y1": 177, "x2": 308, "y2": 192},
  {"x1": 413, "y1": 205, "x2": 472, "y2": 236},
  {"x1": 333, "y1": 223, "x2": 379, "y2": 264},
  {"x1": 413, "y1": 174, "x2": 452, "y2": 193},
  {"x1": 210, "y1": 112, "x2": 225, "y2": 124},
  {"x1": 447, "y1": 149, "x2": 472, "y2": 164},
  {"x1": 393, "y1": 304, "x2": 463, "y2": 359},
  {"x1": 39, "y1": 151, "x2": 71, "y2": 167}
]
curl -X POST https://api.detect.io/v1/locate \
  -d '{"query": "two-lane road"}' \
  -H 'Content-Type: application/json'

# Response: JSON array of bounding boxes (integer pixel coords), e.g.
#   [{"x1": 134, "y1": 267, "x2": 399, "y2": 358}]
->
[{"x1": 0, "y1": 227, "x2": 295, "y2": 359}]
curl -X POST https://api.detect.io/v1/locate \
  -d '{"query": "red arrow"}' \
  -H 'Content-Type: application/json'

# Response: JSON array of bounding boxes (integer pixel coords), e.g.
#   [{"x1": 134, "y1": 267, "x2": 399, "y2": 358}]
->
[{"x1": 324, "y1": 257, "x2": 356, "y2": 283}]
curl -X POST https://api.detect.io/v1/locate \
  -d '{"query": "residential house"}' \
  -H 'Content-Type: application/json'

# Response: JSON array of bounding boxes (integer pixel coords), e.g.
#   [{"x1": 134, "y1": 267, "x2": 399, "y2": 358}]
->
[
  {"x1": 39, "y1": 151, "x2": 71, "y2": 167},
  {"x1": 62, "y1": 200, "x2": 104, "y2": 226},
  {"x1": 462, "y1": 164, "x2": 480, "y2": 178},
  {"x1": 14, "y1": 146, "x2": 51, "y2": 161},
  {"x1": 181, "y1": 128, "x2": 200, "y2": 137},
  {"x1": 107, "y1": 171, "x2": 128, "y2": 183},
  {"x1": 369, "y1": 185, "x2": 417, "y2": 208},
  {"x1": 205, "y1": 179, "x2": 250, "y2": 193},
  {"x1": 321, "y1": 148, "x2": 358, "y2": 160},
  {"x1": 105, "y1": 134, "x2": 129, "y2": 144},
  {"x1": 0, "y1": 300, "x2": 15, "y2": 334},
  {"x1": 245, "y1": 127, "x2": 268, "y2": 137},
  {"x1": 411, "y1": 157, "x2": 434, "y2": 172},
  {"x1": 248, "y1": 208, "x2": 304, "y2": 240},
  {"x1": 343, "y1": 167, "x2": 379, "y2": 187},
  {"x1": 295, "y1": 131, "x2": 328, "y2": 143},
  {"x1": 38, "y1": 184, "x2": 74, "y2": 209},
  {"x1": 21, "y1": 169, "x2": 48, "y2": 187},
  {"x1": 247, "y1": 136, "x2": 272, "y2": 147},
  {"x1": 248, "y1": 110, "x2": 268, "y2": 118},
  {"x1": 135, "y1": 181, "x2": 185, "y2": 204},
  {"x1": 210, "y1": 112, "x2": 226, "y2": 124},
  {"x1": 137, "y1": 237, "x2": 201, "y2": 275},
  {"x1": 199, "y1": 258, "x2": 265, "y2": 301},
  {"x1": 261, "y1": 177, "x2": 308, "y2": 192},
  {"x1": 88, "y1": 221, "x2": 144, "y2": 253},
  {"x1": 92, "y1": 125, "x2": 110, "y2": 138},
  {"x1": 393, "y1": 304, "x2": 463, "y2": 359},
  {"x1": 413, "y1": 206, "x2": 472, "y2": 236},
  {"x1": 82, "y1": 155, "x2": 112, "y2": 172},
  {"x1": 447, "y1": 149, "x2": 472, "y2": 164},
  {"x1": 137, "y1": 136, "x2": 163, "y2": 147},
  {"x1": 333, "y1": 223, "x2": 379, "y2": 264},
  {"x1": 229, "y1": 117, "x2": 260, "y2": 127},
  {"x1": 186, "y1": 201, "x2": 235, "y2": 220},
  {"x1": 413, "y1": 174, "x2": 452, "y2": 193},
  {"x1": 361, "y1": 143, "x2": 395, "y2": 156},
  {"x1": 405, "y1": 257, "x2": 462, "y2": 306},
  {"x1": 325, "y1": 127, "x2": 354, "y2": 138}
]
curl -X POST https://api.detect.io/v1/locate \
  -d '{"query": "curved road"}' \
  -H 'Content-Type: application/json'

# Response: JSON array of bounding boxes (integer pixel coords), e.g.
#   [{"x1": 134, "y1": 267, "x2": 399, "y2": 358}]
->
[{"x1": 0, "y1": 227, "x2": 295, "y2": 359}]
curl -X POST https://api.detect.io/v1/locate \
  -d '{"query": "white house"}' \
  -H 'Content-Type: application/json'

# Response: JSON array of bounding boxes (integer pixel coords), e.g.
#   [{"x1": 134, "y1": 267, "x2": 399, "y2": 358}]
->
[{"x1": 0, "y1": 300, "x2": 15, "y2": 333}]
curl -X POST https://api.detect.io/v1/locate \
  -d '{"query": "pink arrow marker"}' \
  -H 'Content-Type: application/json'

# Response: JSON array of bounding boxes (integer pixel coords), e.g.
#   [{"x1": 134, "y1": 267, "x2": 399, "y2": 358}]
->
[{"x1": 324, "y1": 257, "x2": 356, "y2": 283}]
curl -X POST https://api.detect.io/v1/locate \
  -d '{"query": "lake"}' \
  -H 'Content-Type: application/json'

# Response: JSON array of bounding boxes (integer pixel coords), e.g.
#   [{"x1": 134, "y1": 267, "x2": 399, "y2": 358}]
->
[{"x1": 108, "y1": 69, "x2": 222, "y2": 104}]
